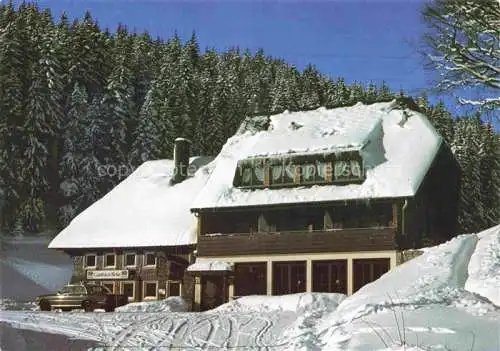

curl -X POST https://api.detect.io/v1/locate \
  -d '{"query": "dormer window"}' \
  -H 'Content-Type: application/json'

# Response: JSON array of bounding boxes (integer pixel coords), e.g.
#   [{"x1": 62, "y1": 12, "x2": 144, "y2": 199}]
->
[
  {"x1": 241, "y1": 167, "x2": 252, "y2": 185},
  {"x1": 334, "y1": 159, "x2": 363, "y2": 181},
  {"x1": 283, "y1": 162, "x2": 299, "y2": 184},
  {"x1": 270, "y1": 164, "x2": 283, "y2": 185},
  {"x1": 253, "y1": 160, "x2": 266, "y2": 186},
  {"x1": 302, "y1": 163, "x2": 316, "y2": 183},
  {"x1": 233, "y1": 151, "x2": 365, "y2": 189},
  {"x1": 316, "y1": 161, "x2": 332, "y2": 182}
]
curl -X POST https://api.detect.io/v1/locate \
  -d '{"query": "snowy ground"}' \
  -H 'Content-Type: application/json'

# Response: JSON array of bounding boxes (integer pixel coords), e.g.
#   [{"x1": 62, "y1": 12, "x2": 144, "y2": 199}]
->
[
  {"x1": 0, "y1": 236, "x2": 73, "y2": 303},
  {"x1": 1, "y1": 225, "x2": 499, "y2": 350}
]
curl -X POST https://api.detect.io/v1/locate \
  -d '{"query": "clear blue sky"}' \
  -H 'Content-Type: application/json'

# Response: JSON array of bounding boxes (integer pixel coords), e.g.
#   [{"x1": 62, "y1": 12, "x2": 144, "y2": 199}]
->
[{"x1": 16, "y1": 0, "x2": 500, "y2": 126}]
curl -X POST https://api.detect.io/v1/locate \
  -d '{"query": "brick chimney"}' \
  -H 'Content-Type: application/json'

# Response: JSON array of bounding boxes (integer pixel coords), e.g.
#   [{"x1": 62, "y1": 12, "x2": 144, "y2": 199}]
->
[{"x1": 172, "y1": 138, "x2": 191, "y2": 184}]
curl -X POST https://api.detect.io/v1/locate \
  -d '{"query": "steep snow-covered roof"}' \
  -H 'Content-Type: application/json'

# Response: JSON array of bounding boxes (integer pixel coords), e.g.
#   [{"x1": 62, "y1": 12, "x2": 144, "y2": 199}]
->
[
  {"x1": 191, "y1": 101, "x2": 443, "y2": 210},
  {"x1": 49, "y1": 156, "x2": 215, "y2": 249}
]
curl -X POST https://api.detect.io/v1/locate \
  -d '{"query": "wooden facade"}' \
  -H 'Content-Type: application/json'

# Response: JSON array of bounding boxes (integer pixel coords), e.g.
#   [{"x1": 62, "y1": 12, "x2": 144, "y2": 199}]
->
[
  {"x1": 198, "y1": 228, "x2": 397, "y2": 256},
  {"x1": 402, "y1": 143, "x2": 460, "y2": 247},
  {"x1": 66, "y1": 246, "x2": 195, "y2": 303},
  {"x1": 197, "y1": 143, "x2": 459, "y2": 257},
  {"x1": 190, "y1": 142, "x2": 460, "y2": 310}
]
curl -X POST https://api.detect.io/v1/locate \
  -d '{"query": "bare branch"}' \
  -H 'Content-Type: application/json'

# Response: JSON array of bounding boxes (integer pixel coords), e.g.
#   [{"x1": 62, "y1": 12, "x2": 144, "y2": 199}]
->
[{"x1": 420, "y1": 0, "x2": 500, "y2": 107}]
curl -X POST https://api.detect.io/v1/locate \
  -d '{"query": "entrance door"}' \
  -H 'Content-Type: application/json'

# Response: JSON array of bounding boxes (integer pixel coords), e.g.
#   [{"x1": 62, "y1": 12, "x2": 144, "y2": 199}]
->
[
  {"x1": 201, "y1": 276, "x2": 227, "y2": 311},
  {"x1": 353, "y1": 258, "x2": 390, "y2": 293},
  {"x1": 272, "y1": 261, "x2": 306, "y2": 295},
  {"x1": 312, "y1": 260, "x2": 347, "y2": 294}
]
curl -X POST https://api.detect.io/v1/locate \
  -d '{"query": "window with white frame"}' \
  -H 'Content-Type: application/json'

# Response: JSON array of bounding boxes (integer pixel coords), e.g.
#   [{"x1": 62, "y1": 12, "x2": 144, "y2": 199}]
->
[
  {"x1": 104, "y1": 253, "x2": 116, "y2": 268},
  {"x1": 144, "y1": 252, "x2": 157, "y2": 267},
  {"x1": 143, "y1": 281, "x2": 158, "y2": 299},
  {"x1": 84, "y1": 254, "x2": 96, "y2": 268},
  {"x1": 121, "y1": 281, "x2": 135, "y2": 301},
  {"x1": 123, "y1": 252, "x2": 136, "y2": 267}
]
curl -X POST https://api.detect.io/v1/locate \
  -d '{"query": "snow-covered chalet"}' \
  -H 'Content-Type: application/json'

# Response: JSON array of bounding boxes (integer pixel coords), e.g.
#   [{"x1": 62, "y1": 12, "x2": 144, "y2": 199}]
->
[
  {"x1": 49, "y1": 138, "x2": 214, "y2": 304},
  {"x1": 187, "y1": 99, "x2": 460, "y2": 311}
]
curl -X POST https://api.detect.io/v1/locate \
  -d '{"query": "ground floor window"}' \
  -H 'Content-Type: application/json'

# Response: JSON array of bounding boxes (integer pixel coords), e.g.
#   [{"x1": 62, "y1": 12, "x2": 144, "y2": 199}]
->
[
  {"x1": 121, "y1": 281, "x2": 135, "y2": 301},
  {"x1": 234, "y1": 262, "x2": 267, "y2": 296},
  {"x1": 168, "y1": 281, "x2": 181, "y2": 296},
  {"x1": 143, "y1": 281, "x2": 158, "y2": 299},
  {"x1": 353, "y1": 258, "x2": 390, "y2": 293},
  {"x1": 102, "y1": 282, "x2": 115, "y2": 293},
  {"x1": 312, "y1": 260, "x2": 347, "y2": 294},
  {"x1": 272, "y1": 261, "x2": 306, "y2": 295}
]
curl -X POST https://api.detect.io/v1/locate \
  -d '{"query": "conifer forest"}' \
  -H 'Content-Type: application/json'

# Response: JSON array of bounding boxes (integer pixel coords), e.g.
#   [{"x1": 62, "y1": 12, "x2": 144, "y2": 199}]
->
[{"x1": 0, "y1": 3, "x2": 498, "y2": 235}]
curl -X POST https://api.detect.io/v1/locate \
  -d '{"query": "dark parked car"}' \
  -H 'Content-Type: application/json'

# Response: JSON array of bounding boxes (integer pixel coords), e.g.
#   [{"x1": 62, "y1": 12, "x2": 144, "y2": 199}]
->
[{"x1": 35, "y1": 283, "x2": 128, "y2": 312}]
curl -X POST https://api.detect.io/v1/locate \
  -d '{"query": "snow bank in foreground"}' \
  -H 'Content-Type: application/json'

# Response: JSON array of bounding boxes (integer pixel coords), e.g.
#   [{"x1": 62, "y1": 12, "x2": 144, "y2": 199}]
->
[
  {"x1": 465, "y1": 224, "x2": 500, "y2": 306},
  {"x1": 114, "y1": 296, "x2": 189, "y2": 313},
  {"x1": 333, "y1": 234, "x2": 480, "y2": 323},
  {"x1": 214, "y1": 293, "x2": 345, "y2": 314},
  {"x1": 314, "y1": 228, "x2": 500, "y2": 351}
]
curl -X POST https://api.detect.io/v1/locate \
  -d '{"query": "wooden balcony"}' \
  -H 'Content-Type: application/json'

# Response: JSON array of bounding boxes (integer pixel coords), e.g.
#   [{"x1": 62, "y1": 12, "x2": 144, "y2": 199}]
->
[{"x1": 197, "y1": 227, "x2": 398, "y2": 257}]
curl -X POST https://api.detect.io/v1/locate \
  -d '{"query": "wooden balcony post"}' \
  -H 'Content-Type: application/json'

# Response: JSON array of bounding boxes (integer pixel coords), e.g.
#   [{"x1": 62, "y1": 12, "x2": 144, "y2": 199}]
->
[
  {"x1": 324, "y1": 209, "x2": 333, "y2": 230},
  {"x1": 194, "y1": 276, "x2": 202, "y2": 311},
  {"x1": 347, "y1": 257, "x2": 353, "y2": 296},
  {"x1": 266, "y1": 261, "x2": 272, "y2": 295},
  {"x1": 228, "y1": 276, "x2": 235, "y2": 300},
  {"x1": 258, "y1": 213, "x2": 268, "y2": 232},
  {"x1": 306, "y1": 259, "x2": 312, "y2": 292}
]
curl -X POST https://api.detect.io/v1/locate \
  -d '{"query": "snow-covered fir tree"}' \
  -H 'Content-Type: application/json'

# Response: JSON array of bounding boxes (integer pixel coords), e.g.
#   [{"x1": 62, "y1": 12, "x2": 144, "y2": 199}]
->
[
  {"x1": 271, "y1": 64, "x2": 301, "y2": 113},
  {"x1": 0, "y1": 3, "x2": 30, "y2": 229},
  {"x1": 348, "y1": 82, "x2": 366, "y2": 105},
  {"x1": 364, "y1": 82, "x2": 377, "y2": 104},
  {"x1": 58, "y1": 83, "x2": 88, "y2": 225},
  {"x1": 1, "y1": 4, "x2": 497, "y2": 235},
  {"x1": 299, "y1": 64, "x2": 322, "y2": 110},
  {"x1": 429, "y1": 101, "x2": 454, "y2": 145},
  {"x1": 195, "y1": 49, "x2": 220, "y2": 156},
  {"x1": 451, "y1": 116, "x2": 485, "y2": 232},
  {"x1": 376, "y1": 81, "x2": 394, "y2": 102},
  {"x1": 101, "y1": 25, "x2": 135, "y2": 166},
  {"x1": 130, "y1": 90, "x2": 161, "y2": 165}
]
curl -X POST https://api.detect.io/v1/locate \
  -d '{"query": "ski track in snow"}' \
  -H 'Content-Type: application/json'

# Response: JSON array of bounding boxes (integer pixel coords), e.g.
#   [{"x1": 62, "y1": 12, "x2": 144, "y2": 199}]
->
[{"x1": 108, "y1": 313, "x2": 168, "y2": 349}]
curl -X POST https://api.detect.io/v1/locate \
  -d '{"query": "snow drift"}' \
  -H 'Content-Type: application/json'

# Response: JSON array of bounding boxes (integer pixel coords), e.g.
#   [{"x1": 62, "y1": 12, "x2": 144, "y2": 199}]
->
[
  {"x1": 465, "y1": 224, "x2": 500, "y2": 306},
  {"x1": 214, "y1": 293, "x2": 345, "y2": 314},
  {"x1": 115, "y1": 296, "x2": 189, "y2": 313}
]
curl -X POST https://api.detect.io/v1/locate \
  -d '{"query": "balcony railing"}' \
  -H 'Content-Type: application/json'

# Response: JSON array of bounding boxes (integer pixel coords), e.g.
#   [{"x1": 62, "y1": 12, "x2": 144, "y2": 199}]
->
[
  {"x1": 202, "y1": 226, "x2": 395, "y2": 237},
  {"x1": 198, "y1": 227, "x2": 397, "y2": 256}
]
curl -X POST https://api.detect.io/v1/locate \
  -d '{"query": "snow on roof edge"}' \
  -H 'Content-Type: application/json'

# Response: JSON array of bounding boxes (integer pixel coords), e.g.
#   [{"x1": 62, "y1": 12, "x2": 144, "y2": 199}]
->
[
  {"x1": 191, "y1": 101, "x2": 444, "y2": 211},
  {"x1": 48, "y1": 156, "x2": 215, "y2": 250}
]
